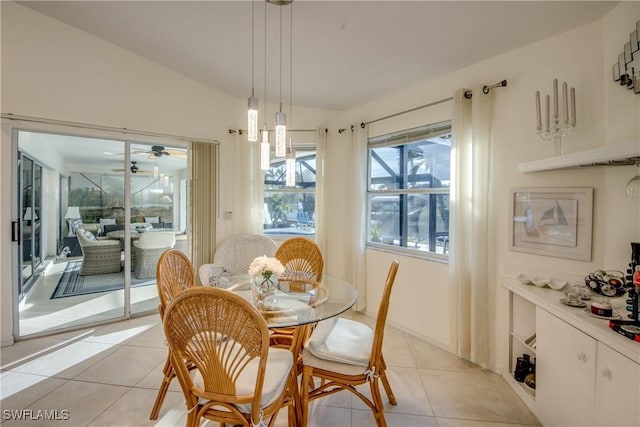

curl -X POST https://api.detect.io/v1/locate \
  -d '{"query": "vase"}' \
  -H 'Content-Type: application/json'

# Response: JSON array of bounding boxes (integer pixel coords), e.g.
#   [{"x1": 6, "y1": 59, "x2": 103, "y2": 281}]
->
[{"x1": 252, "y1": 275, "x2": 278, "y2": 310}]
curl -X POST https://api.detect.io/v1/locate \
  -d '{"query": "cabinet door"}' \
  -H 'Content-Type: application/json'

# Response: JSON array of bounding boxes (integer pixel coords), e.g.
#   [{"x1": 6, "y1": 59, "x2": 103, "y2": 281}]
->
[
  {"x1": 536, "y1": 308, "x2": 596, "y2": 426},
  {"x1": 594, "y1": 343, "x2": 640, "y2": 426}
]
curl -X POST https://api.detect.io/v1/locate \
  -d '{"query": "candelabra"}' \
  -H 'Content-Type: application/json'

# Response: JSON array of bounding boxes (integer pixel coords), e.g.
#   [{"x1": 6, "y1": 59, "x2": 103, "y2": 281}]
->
[{"x1": 535, "y1": 78, "x2": 576, "y2": 155}]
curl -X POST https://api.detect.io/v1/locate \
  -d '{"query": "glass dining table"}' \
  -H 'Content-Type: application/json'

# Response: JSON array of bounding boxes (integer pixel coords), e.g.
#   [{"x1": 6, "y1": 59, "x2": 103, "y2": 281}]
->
[
  {"x1": 207, "y1": 274, "x2": 357, "y2": 425},
  {"x1": 212, "y1": 274, "x2": 358, "y2": 329}
]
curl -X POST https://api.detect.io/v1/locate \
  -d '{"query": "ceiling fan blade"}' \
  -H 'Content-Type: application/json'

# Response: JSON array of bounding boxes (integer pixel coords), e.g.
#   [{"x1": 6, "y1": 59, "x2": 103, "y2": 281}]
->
[
  {"x1": 111, "y1": 168, "x2": 154, "y2": 175},
  {"x1": 164, "y1": 148, "x2": 187, "y2": 158}
]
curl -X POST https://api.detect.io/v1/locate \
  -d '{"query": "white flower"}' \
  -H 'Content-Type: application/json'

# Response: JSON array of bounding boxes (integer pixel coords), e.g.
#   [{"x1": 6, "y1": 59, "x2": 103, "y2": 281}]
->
[{"x1": 248, "y1": 256, "x2": 285, "y2": 279}]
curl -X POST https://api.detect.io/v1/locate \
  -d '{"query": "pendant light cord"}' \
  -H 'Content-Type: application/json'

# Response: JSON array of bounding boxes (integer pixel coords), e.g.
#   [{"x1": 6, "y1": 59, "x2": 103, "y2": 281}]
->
[
  {"x1": 264, "y1": 0, "x2": 268, "y2": 124},
  {"x1": 279, "y1": 5, "x2": 283, "y2": 113},
  {"x1": 251, "y1": 0, "x2": 255, "y2": 95},
  {"x1": 289, "y1": 1, "x2": 293, "y2": 130}
]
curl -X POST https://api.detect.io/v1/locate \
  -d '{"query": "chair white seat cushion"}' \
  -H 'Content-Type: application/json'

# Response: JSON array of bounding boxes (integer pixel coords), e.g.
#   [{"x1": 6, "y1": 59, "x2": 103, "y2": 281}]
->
[
  {"x1": 304, "y1": 318, "x2": 373, "y2": 373},
  {"x1": 197, "y1": 346, "x2": 293, "y2": 413}
]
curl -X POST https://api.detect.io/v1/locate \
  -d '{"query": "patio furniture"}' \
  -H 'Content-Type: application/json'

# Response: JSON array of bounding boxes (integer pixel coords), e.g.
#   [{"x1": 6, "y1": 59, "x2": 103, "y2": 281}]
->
[
  {"x1": 75, "y1": 228, "x2": 122, "y2": 276},
  {"x1": 132, "y1": 231, "x2": 175, "y2": 279},
  {"x1": 297, "y1": 211, "x2": 314, "y2": 227},
  {"x1": 212, "y1": 234, "x2": 277, "y2": 276},
  {"x1": 300, "y1": 260, "x2": 399, "y2": 427},
  {"x1": 149, "y1": 249, "x2": 197, "y2": 420},
  {"x1": 163, "y1": 287, "x2": 298, "y2": 427}
]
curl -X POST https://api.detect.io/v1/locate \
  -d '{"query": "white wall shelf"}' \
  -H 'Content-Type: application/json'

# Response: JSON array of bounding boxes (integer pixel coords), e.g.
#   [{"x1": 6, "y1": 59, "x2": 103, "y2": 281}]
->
[{"x1": 519, "y1": 141, "x2": 640, "y2": 173}]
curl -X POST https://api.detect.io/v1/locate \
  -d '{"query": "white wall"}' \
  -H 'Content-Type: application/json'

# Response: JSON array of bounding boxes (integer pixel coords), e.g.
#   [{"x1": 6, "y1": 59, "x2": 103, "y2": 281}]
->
[
  {"x1": 325, "y1": 2, "x2": 640, "y2": 364},
  {"x1": 0, "y1": 1, "x2": 334, "y2": 344},
  {"x1": 1, "y1": 1, "x2": 638, "y2": 375}
]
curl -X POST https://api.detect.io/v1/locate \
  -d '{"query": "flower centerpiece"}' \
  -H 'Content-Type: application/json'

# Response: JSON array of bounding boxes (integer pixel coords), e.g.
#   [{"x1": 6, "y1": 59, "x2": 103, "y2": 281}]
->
[{"x1": 248, "y1": 256, "x2": 285, "y2": 309}]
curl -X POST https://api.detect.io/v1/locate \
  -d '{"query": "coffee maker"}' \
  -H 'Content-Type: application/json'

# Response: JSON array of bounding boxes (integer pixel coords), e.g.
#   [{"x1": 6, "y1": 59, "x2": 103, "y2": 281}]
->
[{"x1": 609, "y1": 243, "x2": 640, "y2": 343}]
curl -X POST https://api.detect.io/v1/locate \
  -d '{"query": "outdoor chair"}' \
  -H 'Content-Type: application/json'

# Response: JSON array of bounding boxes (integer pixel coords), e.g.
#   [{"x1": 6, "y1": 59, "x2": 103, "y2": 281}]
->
[
  {"x1": 75, "y1": 228, "x2": 121, "y2": 276},
  {"x1": 132, "y1": 231, "x2": 175, "y2": 279},
  {"x1": 163, "y1": 287, "x2": 298, "y2": 427},
  {"x1": 149, "y1": 249, "x2": 197, "y2": 420},
  {"x1": 300, "y1": 259, "x2": 400, "y2": 427}
]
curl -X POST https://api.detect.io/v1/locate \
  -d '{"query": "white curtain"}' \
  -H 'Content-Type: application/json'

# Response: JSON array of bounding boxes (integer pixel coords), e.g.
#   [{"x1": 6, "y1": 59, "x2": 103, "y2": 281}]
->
[
  {"x1": 352, "y1": 124, "x2": 368, "y2": 311},
  {"x1": 449, "y1": 87, "x2": 495, "y2": 368},
  {"x1": 249, "y1": 136, "x2": 264, "y2": 234},
  {"x1": 314, "y1": 129, "x2": 327, "y2": 256}
]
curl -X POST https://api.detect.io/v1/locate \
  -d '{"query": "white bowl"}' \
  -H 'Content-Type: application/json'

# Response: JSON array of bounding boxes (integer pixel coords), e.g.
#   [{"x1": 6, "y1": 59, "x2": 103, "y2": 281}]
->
[
  {"x1": 548, "y1": 279, "x2": 568, "y2": 290},
  {"x1": 516, "y1": 274, "x2": 533, "y2": 285},
  {"x1": 532, "y1": 278, "x2": 550, "y2": 287}
]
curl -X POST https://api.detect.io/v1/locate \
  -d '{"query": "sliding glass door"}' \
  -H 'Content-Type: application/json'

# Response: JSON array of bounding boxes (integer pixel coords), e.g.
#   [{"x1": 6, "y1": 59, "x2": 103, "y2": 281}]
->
[
  {"x1": 18, "y1": 154, "x2": 42, "y2": 296},
  {"x1": 15, "y1": 129, "x2": 189, "y2": 337}
]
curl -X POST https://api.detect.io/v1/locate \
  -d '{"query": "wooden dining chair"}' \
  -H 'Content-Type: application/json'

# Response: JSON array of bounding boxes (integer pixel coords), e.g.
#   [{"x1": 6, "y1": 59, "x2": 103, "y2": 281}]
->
[
  {"x1": 300, "y1": 259, "x2": 400, "y2": 427},
  {"x1": 271, "y1": 237, "x2": 324, "y2": 349},
  {"x1": 163, "y1": 287, "x2": 298, "y2": 427},
  {"x1": 149, "y1": 249, "x2": 197, "y2": 420}
]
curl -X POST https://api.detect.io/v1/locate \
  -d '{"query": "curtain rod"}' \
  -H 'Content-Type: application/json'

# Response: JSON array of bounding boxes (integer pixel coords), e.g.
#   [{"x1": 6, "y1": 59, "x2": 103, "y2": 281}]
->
[
  {"x1": 228, "y1": 128, "x2": 317, "y2": 134},
  {"x1": 1, "y1": 113, "x2": 220, "y2": 144},
  {"x1": 360, "y1": 79, "x2": 507, "y2": 128}
]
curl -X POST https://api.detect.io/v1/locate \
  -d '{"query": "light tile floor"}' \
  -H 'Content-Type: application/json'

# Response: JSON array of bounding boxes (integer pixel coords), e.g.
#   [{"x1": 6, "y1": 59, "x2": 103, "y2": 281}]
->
[{"x1": 1, "y1": 313, "x2": 540, "y2": 427}]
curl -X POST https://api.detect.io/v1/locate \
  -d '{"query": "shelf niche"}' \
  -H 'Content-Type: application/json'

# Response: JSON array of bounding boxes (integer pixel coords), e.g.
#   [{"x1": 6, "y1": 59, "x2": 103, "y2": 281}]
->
[{"x1": 519, "y1": 141, "x2": 640, "y2": 173}]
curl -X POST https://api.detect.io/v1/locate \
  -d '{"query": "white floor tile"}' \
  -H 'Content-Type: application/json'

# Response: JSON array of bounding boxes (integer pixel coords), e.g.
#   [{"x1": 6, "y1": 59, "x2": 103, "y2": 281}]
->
[
  {"x1": 1, "y1": 312, "x2": 541, "y2": 427},
  {"x1": 74, "y1": 346, "x2": 166, "y2": 386},
  {"x1": 10, "y1": 340, "x2": 119, "y2": 380},
  {"x1": 1, "y1": 380, "x2": 128, "y2": 427},
  {"x1": 0, "y1": 371, "x2": 67, "y2": 411},
  {"x1": 86, "y1": 387, "x2": 184, "y2": 427}
]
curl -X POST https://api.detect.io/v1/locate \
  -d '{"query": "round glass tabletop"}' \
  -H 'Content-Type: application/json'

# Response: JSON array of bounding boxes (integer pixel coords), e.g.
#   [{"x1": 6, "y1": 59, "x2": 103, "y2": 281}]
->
[{"x1": 214, "y1": 274, "x2": 358, "y2": 328}]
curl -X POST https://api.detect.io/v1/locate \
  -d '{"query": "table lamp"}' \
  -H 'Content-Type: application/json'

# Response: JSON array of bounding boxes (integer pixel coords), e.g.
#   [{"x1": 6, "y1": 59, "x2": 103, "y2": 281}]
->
[
  {"x1": 64, "y1": 206, "x2": 81, "y2": 237},
  {"x1": 23, "y1": 207, "x2": 38, "y2": 224}
]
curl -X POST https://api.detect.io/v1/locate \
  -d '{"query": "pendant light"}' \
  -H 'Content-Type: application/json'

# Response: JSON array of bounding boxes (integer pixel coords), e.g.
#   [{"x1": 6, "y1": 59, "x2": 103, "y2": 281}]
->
[
  {"x1": 260, "y1": 129, "x2": 270, "y2": 170},
  {"x1": 285, "y1": 2, "x2": 295, "y2": 187},
  {"x1": 274, "y1": 4, "x2": 286, "y2": 157},
  {"x1": 260, "y1": 0, "x2": 270, "y2": 170},
  {"x1": 285, "y1": 143, "x2": 296, "y2": 187},
  {"x1": 247, "y1": 0, "x2": 258, "y2": 142}
]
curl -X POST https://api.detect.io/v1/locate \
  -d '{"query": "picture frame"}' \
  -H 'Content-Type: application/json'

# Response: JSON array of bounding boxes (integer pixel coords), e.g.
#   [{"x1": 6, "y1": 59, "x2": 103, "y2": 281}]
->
[{"x1": 509, "y1": 187, "x2": 593, "y2": 261}]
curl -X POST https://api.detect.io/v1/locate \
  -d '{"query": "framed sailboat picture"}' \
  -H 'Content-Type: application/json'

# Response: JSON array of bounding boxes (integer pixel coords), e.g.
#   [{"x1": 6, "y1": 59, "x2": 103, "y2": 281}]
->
[{"x1": 509, "y1": 187, "x2": 593, "y2": 261}]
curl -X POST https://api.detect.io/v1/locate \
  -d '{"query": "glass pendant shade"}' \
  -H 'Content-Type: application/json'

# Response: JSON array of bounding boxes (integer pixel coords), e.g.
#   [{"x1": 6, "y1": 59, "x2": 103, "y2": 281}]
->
[
  {"x1": 153, "y1": 164, "x2": 159, "y2": 177},
  {"x1": 275, "y1": 111, "x2": 286, "y2": 157},
  {"x1": 247, "y1": 95, "x2": 259, "y2": 142},
  {"x1": 285, "y1": 145, "x2": 296, "y2": 187},
  {"x1": 260, "y1": 128, "x2": 270, "y2": 170}
]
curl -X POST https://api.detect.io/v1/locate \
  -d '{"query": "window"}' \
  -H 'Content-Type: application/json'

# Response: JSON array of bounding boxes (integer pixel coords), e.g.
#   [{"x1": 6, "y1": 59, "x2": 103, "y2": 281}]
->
[
  {"x1": 367, "y1": 121, "x2": 451, "y2": 259},
  {"x1": 263, "y1": 145, "x2": 316, "y2": 236}
]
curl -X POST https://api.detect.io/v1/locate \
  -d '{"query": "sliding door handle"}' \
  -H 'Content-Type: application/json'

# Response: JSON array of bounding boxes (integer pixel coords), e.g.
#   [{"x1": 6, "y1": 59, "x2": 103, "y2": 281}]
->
[{"x1": 11, "y1": 221, "x2": 20, "y2": 242}]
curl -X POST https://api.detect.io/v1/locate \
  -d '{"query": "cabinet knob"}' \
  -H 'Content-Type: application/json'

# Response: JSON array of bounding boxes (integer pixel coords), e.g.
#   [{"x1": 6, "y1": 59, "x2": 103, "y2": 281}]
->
[
  {"x1": 601, "y1": 366, "x2": 612, "y2": 379},
  {"x1": 577, "y1": 352, "x2": 587, "y2": 362}
]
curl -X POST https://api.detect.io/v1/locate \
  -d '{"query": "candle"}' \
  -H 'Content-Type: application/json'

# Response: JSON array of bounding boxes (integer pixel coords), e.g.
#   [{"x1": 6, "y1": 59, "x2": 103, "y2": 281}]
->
[
  {"x1": 570, "y1": 87, "x2": 576, "y2": 127},
  {"x1": 553, "y1": 78, "x2": 558, "y2": 120},
  {"x1": 545, "y1": 94, "x2": 550, "y2": 131},
  {"x1": 562, "y1": 82, "x2": 569, "y2": 124},
  {"x1": 535, "y1": 91, "x2": 542, "y2": 130}
]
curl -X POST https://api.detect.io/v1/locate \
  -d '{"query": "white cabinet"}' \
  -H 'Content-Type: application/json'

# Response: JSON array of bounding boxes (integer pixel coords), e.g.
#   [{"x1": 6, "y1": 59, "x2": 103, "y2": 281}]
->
[
  {"x1": 504, "y1": 278, "x2": 640, "y2": 427},
  {"x1": 594, "y1": 343, "x2": 640, "y2": 426},
  {"x1": 536, "y1": 308, "x2": 597, "y2": 426}
]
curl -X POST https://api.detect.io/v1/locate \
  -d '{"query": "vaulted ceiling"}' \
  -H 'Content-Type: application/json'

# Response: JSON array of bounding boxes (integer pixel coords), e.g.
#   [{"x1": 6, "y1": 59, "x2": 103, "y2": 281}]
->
[{"x1": 20, "y1": 1, "x2": 617, "y2": 111}]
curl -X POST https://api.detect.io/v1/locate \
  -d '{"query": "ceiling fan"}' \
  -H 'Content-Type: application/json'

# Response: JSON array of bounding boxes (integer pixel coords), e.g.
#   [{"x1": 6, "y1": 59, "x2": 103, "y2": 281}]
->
[
  {"x1": 112, "y1": 161, "x2": 154, "y2": 175},
  {"x1": 110, "y1": 145, "x2": 187, "y2": 159},
  {"x1": 132, "y1": 145, "x2": 187, "y2": 159}
]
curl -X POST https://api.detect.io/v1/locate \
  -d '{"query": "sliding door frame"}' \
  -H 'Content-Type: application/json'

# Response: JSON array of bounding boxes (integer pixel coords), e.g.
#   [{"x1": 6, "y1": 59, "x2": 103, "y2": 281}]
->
[{"x1": 9, "y1": 120, "x2": 191, "y2": 339}]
